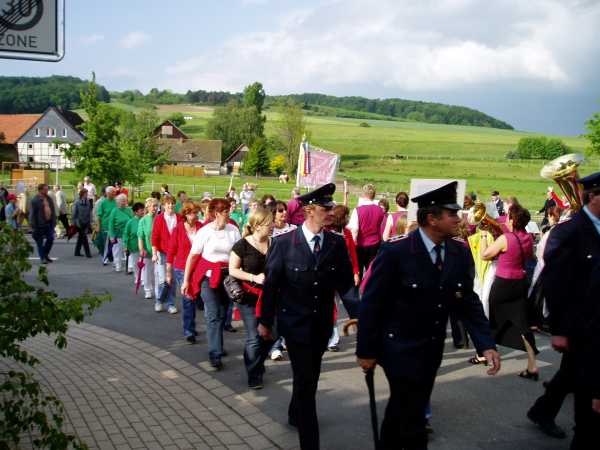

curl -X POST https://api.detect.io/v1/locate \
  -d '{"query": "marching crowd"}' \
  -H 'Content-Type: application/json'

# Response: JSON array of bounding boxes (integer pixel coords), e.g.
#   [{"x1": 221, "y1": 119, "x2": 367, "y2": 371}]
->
[{"x1": 1, "y1": 172, "x2": 599, "y2": 450}]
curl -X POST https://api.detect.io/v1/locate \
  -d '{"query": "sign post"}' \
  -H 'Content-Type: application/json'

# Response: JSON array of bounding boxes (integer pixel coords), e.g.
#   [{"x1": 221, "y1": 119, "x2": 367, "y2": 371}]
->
[{"x1": 0, "y1": 0, "x2": 64, "y2": 62}]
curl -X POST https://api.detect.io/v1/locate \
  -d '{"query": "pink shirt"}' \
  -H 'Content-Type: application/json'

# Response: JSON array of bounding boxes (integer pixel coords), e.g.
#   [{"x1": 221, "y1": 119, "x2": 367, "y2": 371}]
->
[
  {"x1": 496, "y1": 231, "x2": 533, "y2": 280},
  {"x1": 356, "y1": 204, "x2": 385, "y2": 247}
]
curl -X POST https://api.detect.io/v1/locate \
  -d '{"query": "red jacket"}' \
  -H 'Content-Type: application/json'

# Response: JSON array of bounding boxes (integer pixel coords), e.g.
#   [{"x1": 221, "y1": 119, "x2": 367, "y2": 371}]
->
[
  {"x1": 151, "y1": 212, "x2": 182, "y2": 254},
  {"x1": 343, "y1": 227, "x2": 360, "y2": 277},
  {"x1": 167, "y1": 221, "x2": 203, "y2": 270}
]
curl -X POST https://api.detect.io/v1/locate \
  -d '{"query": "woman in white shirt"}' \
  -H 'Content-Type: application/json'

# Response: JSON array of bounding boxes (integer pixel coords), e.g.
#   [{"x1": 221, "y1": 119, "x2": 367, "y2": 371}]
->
[{"x1": 182, "y1": 198, "x2": 241, "y2": 369}]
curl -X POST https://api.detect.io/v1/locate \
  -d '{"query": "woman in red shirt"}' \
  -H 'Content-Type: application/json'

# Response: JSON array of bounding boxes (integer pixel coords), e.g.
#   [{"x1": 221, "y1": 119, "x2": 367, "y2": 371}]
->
[
  {"x1": 326, "y1": 205, "x2": 360, "y2": 351},
  {"x1": 151, "y1": 196, "x2": 182, "y2": 314},
  {"x1": 166, "y1": 202, "x2": 203, "y2": 343}
]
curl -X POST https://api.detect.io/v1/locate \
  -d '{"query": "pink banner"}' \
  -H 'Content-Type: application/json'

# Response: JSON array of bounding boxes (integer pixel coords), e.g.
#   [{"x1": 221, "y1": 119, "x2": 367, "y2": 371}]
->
[{"x1": 297, "y1": 146, "x2": 340, "y2": 188}]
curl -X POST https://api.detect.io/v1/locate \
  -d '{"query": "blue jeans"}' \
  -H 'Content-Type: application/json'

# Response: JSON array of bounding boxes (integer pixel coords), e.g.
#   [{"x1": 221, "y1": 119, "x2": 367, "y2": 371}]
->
[
  {"x1": 156, "y1": 252, "x2": 175, "y2": 308},
  {"x1": 174, "y1": 269, "x2": 196, "y2": 337},
  {"x1": 32, "y1": 223, "x2": 54, "y2": 261},
  {"x1": 225, "y1": 300, "x2": 234, "y2": 328},
  {"x1": 201, "y1": 278, "x2": 226, "y2": 360},
  {"x1": 238, "y1": 302, "x2": 271, "y2": 381}
]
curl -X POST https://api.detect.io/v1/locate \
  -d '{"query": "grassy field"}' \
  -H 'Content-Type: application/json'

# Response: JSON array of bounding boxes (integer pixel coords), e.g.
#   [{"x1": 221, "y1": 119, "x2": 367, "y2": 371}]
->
[{"x1": 100, "y1": 102, "x2": 596, "y2": 209}]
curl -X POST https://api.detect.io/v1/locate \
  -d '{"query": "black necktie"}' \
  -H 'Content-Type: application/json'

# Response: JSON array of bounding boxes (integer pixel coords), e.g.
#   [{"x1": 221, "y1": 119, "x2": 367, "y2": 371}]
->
[
  {"x1": 434, "y1": 244, "x2": 443, "y2": 271},
  {"x1": 313, "y1": 235, "x2": 321, "y2": 254}
]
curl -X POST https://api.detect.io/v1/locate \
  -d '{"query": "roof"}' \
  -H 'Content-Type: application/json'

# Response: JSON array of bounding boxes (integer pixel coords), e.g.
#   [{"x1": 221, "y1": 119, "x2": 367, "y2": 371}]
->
[
  {"x1": 57, "y1": 108, "x2": 84, "y2": 129},
  {"x1": 0, "y1": 114, "x2": 42, "y2": 144},
  {"x1": 154, "y1": 120, "x2": 189, "y2": 139},
  {"x1": 222, "y1": 143, "x2": 250, "y2": 164},
  {"x1": 159, "y1": 139, "x2": 222, "y2": 163}
]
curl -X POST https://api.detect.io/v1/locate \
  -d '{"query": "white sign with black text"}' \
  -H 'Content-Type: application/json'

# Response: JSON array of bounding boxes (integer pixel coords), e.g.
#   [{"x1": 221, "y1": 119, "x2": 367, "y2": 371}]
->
[{"x1": 0, "y1": 0, "x2": 64, "y2": 61}]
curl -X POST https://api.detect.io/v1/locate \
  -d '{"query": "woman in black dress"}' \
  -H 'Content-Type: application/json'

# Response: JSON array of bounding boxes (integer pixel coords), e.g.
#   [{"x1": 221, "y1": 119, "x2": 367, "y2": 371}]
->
[{"x1": 228, "y1": 207, "x2": 274, "y2": 389}]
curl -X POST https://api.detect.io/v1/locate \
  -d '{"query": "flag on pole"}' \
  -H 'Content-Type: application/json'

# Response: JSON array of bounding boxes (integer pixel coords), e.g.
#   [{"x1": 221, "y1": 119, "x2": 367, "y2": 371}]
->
[{"x1": 296, "y1": 138, "x2": 340, "y2": 188}]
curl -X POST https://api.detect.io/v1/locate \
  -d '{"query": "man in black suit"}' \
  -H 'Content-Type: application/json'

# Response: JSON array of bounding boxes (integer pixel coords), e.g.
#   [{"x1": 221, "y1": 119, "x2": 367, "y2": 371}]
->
[
  {"x1": 491, "y1": 190, "x2": 505, "y2": 216},
  {"x1": 541, "y1": 171, "x2": 600, "y2": 449},
  {"x1": 258, "y1": 183, "x2": 354, "y2": 450},
  {"x1": 356, "y1": 181, "x2": 501, "y2": 450}
]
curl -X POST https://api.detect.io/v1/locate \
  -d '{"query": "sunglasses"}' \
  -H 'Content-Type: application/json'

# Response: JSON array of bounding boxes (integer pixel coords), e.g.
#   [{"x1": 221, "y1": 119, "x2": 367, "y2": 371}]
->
[{"x1": 276, "y1": 208, "x2": 287, "y2": 213}]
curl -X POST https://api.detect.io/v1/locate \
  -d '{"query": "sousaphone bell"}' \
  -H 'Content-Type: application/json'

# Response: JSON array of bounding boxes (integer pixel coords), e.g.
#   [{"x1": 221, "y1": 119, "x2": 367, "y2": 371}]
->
[{"x1": 540, "y1": 153, "x2": 584, "y2": 211}]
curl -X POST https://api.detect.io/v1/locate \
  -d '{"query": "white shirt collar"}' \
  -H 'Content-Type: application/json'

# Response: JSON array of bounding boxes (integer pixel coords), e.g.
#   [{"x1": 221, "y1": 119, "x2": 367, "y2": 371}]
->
[
  {"x1": 301, "y1": 223, "x2": 324, "y2": 251},
  {"x1": 418, "y1": 228, "x2": 445, "y2": 264},
  {"x1": 357, "y1": 197, "x2": 378, "y2": 206}
]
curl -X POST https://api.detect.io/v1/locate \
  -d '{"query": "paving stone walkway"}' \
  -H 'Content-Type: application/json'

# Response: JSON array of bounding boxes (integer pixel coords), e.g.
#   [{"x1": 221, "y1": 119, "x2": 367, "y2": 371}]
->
[{"x1": 2, "y1": 323, "x2": 298, "y2": 450}]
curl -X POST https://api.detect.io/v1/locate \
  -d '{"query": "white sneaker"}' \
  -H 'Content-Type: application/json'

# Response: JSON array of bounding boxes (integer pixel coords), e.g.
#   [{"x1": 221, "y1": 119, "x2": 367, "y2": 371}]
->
[
  {"x1": 167, "y1": 306, "x2": 178, "y2": 314},
  {"x1": 154, "y1": 303, "x2": 163, "y2": 312},
  {"x1": 270, "y1": 349, "x2": 284, "y2": 361},
  {"x1": 144, "y1": 292, "x2": 153, "y2": 299},
  {"x1": 115, "y1": 268, "x2": 122, "y2": 273}
]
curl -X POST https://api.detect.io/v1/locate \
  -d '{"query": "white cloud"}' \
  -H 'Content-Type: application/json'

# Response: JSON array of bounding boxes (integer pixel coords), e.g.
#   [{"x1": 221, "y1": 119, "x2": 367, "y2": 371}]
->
[
  {"x1": 163, "y1": 0, "x2": 600, "y2": 94},
  {"x1": 81, "y1": 34, "x2": 104, "y2": 45},
  {"x1": 119, "y1": 31, "x2": 151, "y2": 49}
]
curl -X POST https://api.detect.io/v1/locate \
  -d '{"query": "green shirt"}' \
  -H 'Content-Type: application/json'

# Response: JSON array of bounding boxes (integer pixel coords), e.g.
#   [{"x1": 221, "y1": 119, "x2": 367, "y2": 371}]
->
[
  {"x1": 137, "y1": 214, "x2": 155, "y2": 254},
  {"x1": 97, "y1": 198, "x2": 116, "y2": 232},
  {"x1": 108, "y1": 206, "x2": 133, "y2": 239},
  {"x1": 175, "y1": 201, "x2": 182, "y2": 214},
  {"x1": 123, "y1": 216, "x2": 140, "y2": 253},
  {"x1": 230, "y1": 210, "x2": 245, "y2": 229}
]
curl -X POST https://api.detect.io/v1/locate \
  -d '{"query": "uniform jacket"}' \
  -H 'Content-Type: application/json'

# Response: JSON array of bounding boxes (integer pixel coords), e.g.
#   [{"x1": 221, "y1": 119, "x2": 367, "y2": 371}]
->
[
  {"x1": 356, "y1": 230, "x2": 495, "y2": 380},
  {"x1": 583, "y1": 261, "x2": 600, "y2": 398},
  {"x1": 543, "y1": 210, "x2": 600, "y2": 337},
  {"x1": 260, "y1": 226, "x2": 354, "y2": 345}
]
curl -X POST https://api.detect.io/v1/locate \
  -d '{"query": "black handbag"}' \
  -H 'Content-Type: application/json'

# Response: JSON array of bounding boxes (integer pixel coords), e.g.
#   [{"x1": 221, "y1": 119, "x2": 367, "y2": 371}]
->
[{"x1": 223, "y1": 274, "x2": 245, "y2": 304}]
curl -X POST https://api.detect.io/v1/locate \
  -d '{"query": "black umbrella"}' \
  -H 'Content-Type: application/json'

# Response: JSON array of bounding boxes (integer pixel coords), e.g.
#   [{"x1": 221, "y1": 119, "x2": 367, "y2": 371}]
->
[{"x1": 365, "y1": 368, "x2": 381, "y2": 450}]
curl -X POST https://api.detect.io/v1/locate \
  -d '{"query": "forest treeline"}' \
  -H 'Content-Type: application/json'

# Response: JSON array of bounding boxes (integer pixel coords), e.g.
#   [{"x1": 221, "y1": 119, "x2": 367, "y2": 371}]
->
[
  {"x1": 0, "y1": 76, "x2": 513, "y2": 130},
  {"x1": 0, "y1": 76, "x2": 110, "y2": 113}
]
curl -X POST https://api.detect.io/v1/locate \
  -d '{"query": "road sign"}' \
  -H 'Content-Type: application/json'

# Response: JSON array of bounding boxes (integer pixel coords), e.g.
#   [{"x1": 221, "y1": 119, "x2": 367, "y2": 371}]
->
[{"x1": 0, "y1": 0, "x2": 64, "y2": 62}]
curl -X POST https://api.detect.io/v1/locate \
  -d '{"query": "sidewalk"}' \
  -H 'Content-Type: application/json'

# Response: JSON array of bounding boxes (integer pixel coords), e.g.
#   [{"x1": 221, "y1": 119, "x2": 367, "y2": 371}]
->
[{"x1": 2, "y1": 323, "x2": 297, "y2": 450}]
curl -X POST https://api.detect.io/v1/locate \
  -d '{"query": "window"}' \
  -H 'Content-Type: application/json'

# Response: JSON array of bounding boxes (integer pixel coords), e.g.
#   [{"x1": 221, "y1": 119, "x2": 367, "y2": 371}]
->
[
  {"x1": 35, "y1": 128, "x2": 40, "y2": 137},
  {"x1": 46, "y1": 128, "x2": 56, "y2": 137},
  {"x1": 28, "y1": 143, "x2": 33, "y2": 149},
  {"x1": 161, "y1": 125, "x2": 173, "y2": 137},
  {"x1": 62, "y1": 128, "x2": 67, "y2": 138}
]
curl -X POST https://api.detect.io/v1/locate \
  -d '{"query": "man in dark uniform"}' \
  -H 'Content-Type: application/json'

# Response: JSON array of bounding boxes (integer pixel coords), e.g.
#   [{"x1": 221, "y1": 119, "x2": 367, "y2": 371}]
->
[
  {"x1": 356, "y1": 181, "x2": 501, "y2": 450},
  {"x1": 258, "y1": 183, "x2": 354, "y2": 450},
  {"x1": 541, "y1": 171, "x2": 600, "y2": 449}
]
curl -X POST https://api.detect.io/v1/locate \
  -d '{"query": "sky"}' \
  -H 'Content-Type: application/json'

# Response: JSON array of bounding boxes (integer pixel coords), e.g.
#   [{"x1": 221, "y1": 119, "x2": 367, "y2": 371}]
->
[{"x1": 2, "y1": 0, "x2": 600, "y2": 135}]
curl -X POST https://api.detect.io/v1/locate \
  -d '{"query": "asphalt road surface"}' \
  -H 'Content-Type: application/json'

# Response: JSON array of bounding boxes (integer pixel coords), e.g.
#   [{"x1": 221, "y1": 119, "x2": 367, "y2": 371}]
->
[{"x1": 28, "y1": 238, "x2": 573, "y2": 450}]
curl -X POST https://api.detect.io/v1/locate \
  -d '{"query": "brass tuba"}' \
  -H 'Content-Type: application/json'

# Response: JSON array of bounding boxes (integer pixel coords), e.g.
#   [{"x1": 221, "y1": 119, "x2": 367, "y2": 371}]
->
[
  {"x1": 540, "y1": 153, "x2": 584, "y2": 211},
  {"x1": 469, "y1": 201, "x2": 504, "y2": 238}
]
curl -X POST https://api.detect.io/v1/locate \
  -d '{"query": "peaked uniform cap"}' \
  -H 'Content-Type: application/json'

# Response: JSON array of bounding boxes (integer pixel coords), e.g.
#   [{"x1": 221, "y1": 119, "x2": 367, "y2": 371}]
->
[
  {"x1": 411, "y1": 181, "x2": 461, "y2": 210},
  {"x1": 297, "y1": 183, "x2": 336, "y2": 207},
  {"x1": 578, "y1": 171, "x2": 600, "y2": 190}
]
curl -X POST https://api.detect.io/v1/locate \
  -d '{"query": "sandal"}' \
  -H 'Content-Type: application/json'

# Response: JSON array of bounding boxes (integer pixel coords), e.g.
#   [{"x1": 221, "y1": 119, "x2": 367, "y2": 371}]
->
[
  {"x1": 468, "y1": 356, "x2": 488, "y2": 366},
  {"x1": 518, "y1": 369, "x2": 539, "y2": 381}
]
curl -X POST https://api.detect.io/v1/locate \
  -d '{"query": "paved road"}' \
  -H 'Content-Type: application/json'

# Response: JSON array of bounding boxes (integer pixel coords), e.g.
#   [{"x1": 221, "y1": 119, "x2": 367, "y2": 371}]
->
[{"x1": 21, "y1": 238, "x2": 573, "y2": 449}]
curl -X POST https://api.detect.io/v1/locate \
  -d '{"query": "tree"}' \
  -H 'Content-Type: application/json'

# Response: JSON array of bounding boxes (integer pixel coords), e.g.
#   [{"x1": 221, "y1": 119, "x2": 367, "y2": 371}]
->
[
  {"x1": 243, "y1": 82, "x2": 266, "y2": 114},
  {"x1": 585, "y1": 110, "x2": 600, "y2": 157},
  {"x1": 0, "y1": 224, "x2": 107, "y2": 449},
  {"x1": 275, "y1": 100, "x2": 306, "y2": 173},
  {"x1": 166, "y1": 112, "x2": 186, "y2": 128},
  {"x1": 62, "y1": 74, "x2": 127, "y2": 186},
  {"x1": 120, "y1": 109, "x2": 168, "y2": 189},
  {"x1": 244, "y1": 138, "x2": 270, "y2": 176},
  {"x1": 206, "y1": 102, "x2": 265, "y2": 159},
  {"x1": 270, "y1": 154, "x2": 287, "y2": 175}
]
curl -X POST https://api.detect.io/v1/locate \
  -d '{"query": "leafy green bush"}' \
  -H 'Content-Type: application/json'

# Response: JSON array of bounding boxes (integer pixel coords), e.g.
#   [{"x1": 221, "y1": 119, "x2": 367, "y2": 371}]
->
[
  {"x1": 359, "y1": 122, "x2": 371, "y2": 127},
  {"x1": 0, "y1": 225, "x2": 108, "y2": 449},
  {"x1": 512, "y1": 136, "x2": 570, "y2": 160}
]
